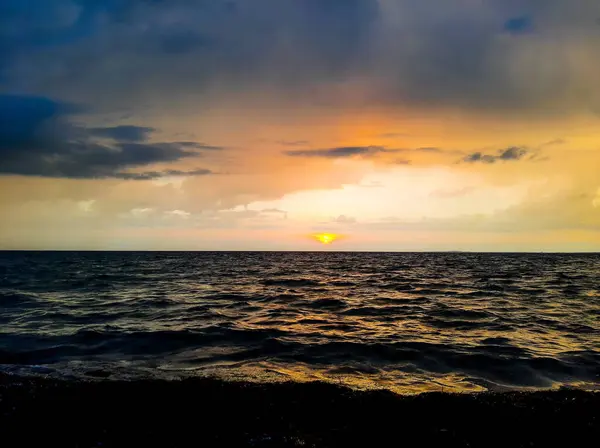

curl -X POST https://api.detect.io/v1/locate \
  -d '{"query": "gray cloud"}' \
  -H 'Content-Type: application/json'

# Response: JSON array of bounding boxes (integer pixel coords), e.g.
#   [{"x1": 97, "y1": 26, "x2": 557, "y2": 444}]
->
[
  {"x1": 463, "y1": 147, "x2": 529, "y2": 164},
  {"x1": 89, "y1": 125, "x2": 155, "y2": 142},
  {"x1": 4, "y1": 0, "x2": 598, "y2": 115},
  {"x1": 2, "y1": 0, "x2": 378, "y2": 107},
  {"x1": 286, "y1": 146, "x2": 398, "y2": 158},
  {"x1": 113, "y1": 169, "x2": 213, "y2": 181},
  {"x1": 463, "y1": 153, "x2": 498, "y2": 164},
  {"x1": 174, "y1": 142, "x2": 225, "y2": 151},
  {"x1": 499, "y1": 147, "x2": 528, "y2": 160},
  {"x1": 0, "y1": 94, "x2": 218, "y2": 180},
  {"x1": 0, "y1": 139, "x2": 206, "y2": 179},
  {"x1": 285, "y1": 145, "x2": 447, "y2": 160}
]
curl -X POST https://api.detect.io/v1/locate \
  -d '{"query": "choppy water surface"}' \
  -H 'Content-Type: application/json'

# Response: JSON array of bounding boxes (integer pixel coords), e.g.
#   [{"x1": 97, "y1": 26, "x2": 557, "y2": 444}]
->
[{"x1": 0, "y1": 252, "x2": 598, "y2": 393}]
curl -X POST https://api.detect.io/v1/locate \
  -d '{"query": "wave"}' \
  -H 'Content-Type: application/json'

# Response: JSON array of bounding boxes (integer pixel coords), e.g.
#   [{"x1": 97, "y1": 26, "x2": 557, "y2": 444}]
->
[
  {"x1": 263, "y1": 278, "x2": 321, "y2": 287},
  {"x1": 0, "y1": 251, "x2": 598, "y2": 393}
]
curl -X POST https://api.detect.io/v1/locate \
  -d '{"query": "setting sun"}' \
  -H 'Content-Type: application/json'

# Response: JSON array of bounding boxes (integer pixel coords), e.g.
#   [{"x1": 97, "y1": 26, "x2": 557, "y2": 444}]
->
[{"x1": 314, "y1": 233, "x2": 338, "y2": 245}]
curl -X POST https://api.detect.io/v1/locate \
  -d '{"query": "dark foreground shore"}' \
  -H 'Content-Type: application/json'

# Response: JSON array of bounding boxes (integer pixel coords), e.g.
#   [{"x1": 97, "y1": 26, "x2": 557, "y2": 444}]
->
[{"x1": 1, "y1": 374, "x2": 598, "y2": 447}]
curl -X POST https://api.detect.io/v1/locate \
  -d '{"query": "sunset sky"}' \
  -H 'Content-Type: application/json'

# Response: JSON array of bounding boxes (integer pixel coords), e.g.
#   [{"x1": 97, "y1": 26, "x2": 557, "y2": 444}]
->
[{"x1": 1, "y1": 0, "x2": 599, "y2": 251}]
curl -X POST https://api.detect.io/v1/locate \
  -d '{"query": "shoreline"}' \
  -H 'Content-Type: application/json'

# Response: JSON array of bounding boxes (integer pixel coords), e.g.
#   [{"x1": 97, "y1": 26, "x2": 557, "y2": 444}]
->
[{"x1": 1, "y1": 373, "x2": 598, "y2": 447}]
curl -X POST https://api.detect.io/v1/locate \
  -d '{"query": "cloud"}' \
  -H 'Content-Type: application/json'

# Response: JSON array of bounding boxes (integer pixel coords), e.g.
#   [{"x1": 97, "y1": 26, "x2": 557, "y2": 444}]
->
[
  {"x1": 286, "y1": 146, "x2": 398, "y2": 158},
  {"x1": 499, "y1": 147, "x2": 529, "y2": 160},
  {"x1": 130, "y1": 207, "x2": 154, "y2": 217},
  {"x1": 4, "y1": 0, "x2": 599, "y2": 116},
  {"x1": 0, "y1": 94, "x2": 218, "y2": 180},
  {"x1": 1, "y1": 0, "x2": 379, "y2": 107},
  {"x1": 463, "y1": 153, "x2": 497, "y2": 164},
  {"x1": 333, "y1": 215, "x2": 357, "y2": 224},
  {"x1": 259, "y1": 208, "x2": 288, "y2": 220},
  {"x1": 503, "y1": 16, "x2": 534, "y2": 35},
  {"x1": 261, "y1": 208, "x2": 288, "y2": 215},
  {"x1": 113, "y1": 169, "x2": 213, "y2": 181},
  {"x1": 463, "y1": 147, "x2": 530, "y2": 164},
  {"x1": 284, "y1": 145, "x2": 448, "y2": 165},
  {"x1": 165, "y1": 210, "x2": 191, "y2": 219},
  {"x1": 541, "y1": 139, "x2": 566, "y2": 147},
  {"x1": 277, "y1": 140, "x2": 310, "y2": 147},
  {"x1": 89, "y1": 125, "x2": 155, "y2": 142},
  {"x1": 173, "y1": 142, "x2": 226, "y2": 151},
  {"x1": 0, "y1": 94, "x2": 81, "y2": 141},
  {"x1": 77, "y1": 199, "x2": 95, "y2": 213}
]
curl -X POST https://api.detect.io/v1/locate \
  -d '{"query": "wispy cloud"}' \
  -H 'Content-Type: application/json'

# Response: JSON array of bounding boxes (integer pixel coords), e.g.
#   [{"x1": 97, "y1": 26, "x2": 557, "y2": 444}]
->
[
  {"x1": 463, "y1": 147, "x2": 530, "y2": 164},
  {"x1": 285, "y1": 146, "x2": 399, "y2": 159},
  {"x1": 277, "y1": 140, "x2": 310, "y2": 147},
  {"x1": 113, "y1": 169, "x2": 213, "y2": 181},
  {"x1": 332, "y1": 215, "x2": 357, "y2": 224}
]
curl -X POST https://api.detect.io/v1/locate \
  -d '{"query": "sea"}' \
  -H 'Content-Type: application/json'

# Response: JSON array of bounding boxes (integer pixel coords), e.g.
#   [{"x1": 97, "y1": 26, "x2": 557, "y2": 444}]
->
[{"x1": 0, "y1": 251, "x2": 598, "y2": 394}]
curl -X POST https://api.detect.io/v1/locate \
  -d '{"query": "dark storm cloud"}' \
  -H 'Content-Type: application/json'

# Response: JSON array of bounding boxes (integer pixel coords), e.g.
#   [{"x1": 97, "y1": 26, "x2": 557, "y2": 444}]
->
[
  {"x1": 0, "y1": 94, "x2": 83, "y2": 143},
  {"x1": 463, "y1": 147, "x2": 529, "y2": 164},
  {"x1": 286, "y1": 146, "x2": 398, "y2": 158},
  {"x1": 0, "y1": 94, "x2": 216, "y2": 179},
  {"x1": 1, "y1": 1, "x2": 599, "y2": 115},
  {"x1": 1, "y1": 0, "x2": 379, "y2": 106},
  {"x1": 0, "y1": 0, "x2": 103, "y2": 78}
]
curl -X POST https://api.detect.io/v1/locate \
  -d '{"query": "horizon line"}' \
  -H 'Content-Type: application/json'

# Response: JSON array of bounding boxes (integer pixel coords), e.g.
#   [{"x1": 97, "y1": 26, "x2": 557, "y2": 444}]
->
[{"x1": 0, "y1": 249, "x2": 598, "y2": 254}]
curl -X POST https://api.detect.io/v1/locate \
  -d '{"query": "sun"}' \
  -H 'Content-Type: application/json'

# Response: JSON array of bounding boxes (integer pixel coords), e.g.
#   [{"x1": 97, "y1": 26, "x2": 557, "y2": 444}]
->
[{"x1": 314, "y1": 233, "x2": 338, "y2": 245}]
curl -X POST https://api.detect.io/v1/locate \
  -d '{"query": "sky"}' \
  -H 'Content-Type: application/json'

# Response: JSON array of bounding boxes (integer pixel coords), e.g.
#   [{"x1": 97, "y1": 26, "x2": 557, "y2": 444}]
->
[{"x1": 1, "y1": 0, "x2": 599, "y2": 251}]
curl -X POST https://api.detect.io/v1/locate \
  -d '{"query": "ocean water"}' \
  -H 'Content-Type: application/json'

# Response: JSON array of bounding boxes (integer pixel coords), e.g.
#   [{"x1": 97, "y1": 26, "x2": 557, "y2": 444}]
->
[{"x1": 0, "y1": 251, "x2": 598, "y2": 393}]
